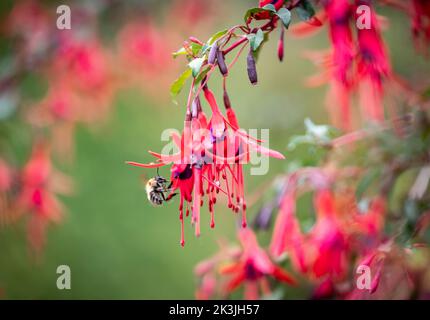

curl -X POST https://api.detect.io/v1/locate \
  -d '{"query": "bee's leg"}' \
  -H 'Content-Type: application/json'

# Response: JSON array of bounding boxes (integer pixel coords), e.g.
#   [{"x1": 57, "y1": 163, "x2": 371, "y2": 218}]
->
[
  {"x1": 160, "y1": 192, "x2": 167, "y2": 202},
  {"x1": 165, "y1": 192, "x2": 178, "y2": 202},
  {"x1": 167, "y1": 181, "x2": 173, "y2": 189}
]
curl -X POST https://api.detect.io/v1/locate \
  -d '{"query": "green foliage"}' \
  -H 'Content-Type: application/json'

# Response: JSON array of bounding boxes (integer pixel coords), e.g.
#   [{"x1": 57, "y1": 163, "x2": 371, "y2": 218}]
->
[
  {"x1": 170, "y1": 68, "x2": 192, "y2": 98},
  {"x1": 207, "y1": 29, "x2": 228, "y2": 45},
  {"x1": 248, "y1": 29, "x2": 265, "y2": 51},
  {"x1": 288, "y1": 118, "x2": 338, "y2": 150},
  {"x1": 296, "y1": 0, "x2": 316, "y2": 22},
  {"x1": 188, "y1": 57, "x2": 206, "y2": 77}
]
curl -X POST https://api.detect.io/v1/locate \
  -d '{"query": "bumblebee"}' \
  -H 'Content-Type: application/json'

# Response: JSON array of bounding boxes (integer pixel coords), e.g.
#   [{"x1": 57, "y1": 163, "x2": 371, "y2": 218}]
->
[{"x1": 145, "y1": 174, "x2": 176, "y2": 206}]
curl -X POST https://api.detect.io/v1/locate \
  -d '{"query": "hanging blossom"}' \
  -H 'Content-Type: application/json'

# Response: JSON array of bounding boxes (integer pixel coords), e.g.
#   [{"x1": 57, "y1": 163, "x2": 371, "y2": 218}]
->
[
  {"x1": 127, "y1": 84, "x2": 285, "y2": 246},
  {"x1": 269, "y1": 168, "x2": 386, "y2": 298},
  {"x1": 49, "y1": 34, "x2": 116, "y2": 124},
  {"x1": 347, "y1": 240, "x2": 415, "y2": 299},
  {"x1": 293, "y1": 0, "x2": 392, "y2": 131},
  {"x1": 195, "y1": 228, "x2": 296, "y2": 300},
  {"x1": 15, "y1": 142, "x2": 73, "y2": 254}
]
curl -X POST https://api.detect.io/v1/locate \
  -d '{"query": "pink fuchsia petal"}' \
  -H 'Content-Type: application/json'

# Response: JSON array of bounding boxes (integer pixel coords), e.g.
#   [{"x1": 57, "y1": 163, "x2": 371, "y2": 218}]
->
[
  {"x1": 272, "y1": 266, "x2": 297, "y2": 286},
  {"x1": 238, "y1": 134, "x2": 285, "y2": 159},
  {"x1": 125, "y1": 161, "x2": 167, "y2": 168},
  {"x1": 192, "y1": 167, "x2": 202, "y2": 236}
]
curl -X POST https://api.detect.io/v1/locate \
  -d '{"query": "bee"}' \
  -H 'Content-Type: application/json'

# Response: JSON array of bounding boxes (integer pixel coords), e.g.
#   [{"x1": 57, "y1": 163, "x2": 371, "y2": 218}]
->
[{"x1": 145, "y1": 171, "x2": 177, "y2": 206}]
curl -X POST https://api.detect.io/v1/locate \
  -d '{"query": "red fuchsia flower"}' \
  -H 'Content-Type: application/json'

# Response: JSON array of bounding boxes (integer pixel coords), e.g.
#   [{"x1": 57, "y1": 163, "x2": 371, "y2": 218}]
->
[
  {"x1": 355, "y1": 0, "x2": 391, "y2": 124},
  {"x1": 347, "y1": 241, "x2": 414, "y2": 299},
  {"x1": 218, "y1": 228, "x2": 296, "y2": 300},
  {"x1": 50, "y1": 36, "x2": 115, "y2": 123},
  {"x1": 322, "y1": 0, "x2": 355, "y2": 130},
  {"x1": 297, "y1": 1, "x2": 393, "y2": 131},
  {"x1": 194, "y1": 241, "x2": 242, "y2": 300},
  {"x1": 127, "y1": 87, "x2": 285, "y2": 246},
  {"x1": 15, "y1": 142, "x2": 73, "y2": 254},
  {"x1": 269, "y1": 168, "x2": 390, "y2": 297},
  {"x1": 308, "y1": 189, "x2": 349, "y2": 280}
]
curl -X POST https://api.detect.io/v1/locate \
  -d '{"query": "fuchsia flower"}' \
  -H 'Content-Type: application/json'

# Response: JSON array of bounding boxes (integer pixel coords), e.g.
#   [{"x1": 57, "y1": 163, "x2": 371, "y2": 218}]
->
[
  {"x1": 127, "y1": 87, "x2": 284, "y2": 246},
  {"x1": 299, "y1": 0, "x2": 392, "y2": 131},
  {"x1": 323, "y1": 0, "x2": 355, "y2": 130},
  {"x1": 269, "y1": 168, "x2": 388, "y2": 297},
  {"x1": 16, "y1": 142, "x2": 73, "y2": 253},
  {"x1": 347, "y1": 241, "x2": 414, "y2": 299},
  {"x1": 355, "y1": 0, "x2": 391, "y2": 123},
  {"x1": 195, "y1": 229, "x2": 296, "y2": 300},
  {"x1": 220, "y1": 229, "x2": 296, "y2": 300},
  {"x1": 50, "y1": 36, "x2": 115, "y2": 123}
]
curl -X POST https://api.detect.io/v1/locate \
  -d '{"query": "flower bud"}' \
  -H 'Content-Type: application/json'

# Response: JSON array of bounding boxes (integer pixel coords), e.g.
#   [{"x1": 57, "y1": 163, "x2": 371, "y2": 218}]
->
[
  {"x1": 217, "y1": 50, "x2": 228, "y2": 76},
  {"x1": 208, "y1": 42, "x2": 218, "y2": 65},
  {"x1": 247, "y1": 49, "x2": 258, "y2": 85},
  {"x1": 278, "y1": 28, "x2": 284, "y2": 62},
  {"x1": 223, "y1": 89, "x2": 231, "y2": 109}
]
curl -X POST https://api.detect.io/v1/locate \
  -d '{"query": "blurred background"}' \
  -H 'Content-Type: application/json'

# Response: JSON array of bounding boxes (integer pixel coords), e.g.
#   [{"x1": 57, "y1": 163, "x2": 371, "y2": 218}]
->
[{"x1": 0, "y1": 0, "x2": 429, "y2": 299}]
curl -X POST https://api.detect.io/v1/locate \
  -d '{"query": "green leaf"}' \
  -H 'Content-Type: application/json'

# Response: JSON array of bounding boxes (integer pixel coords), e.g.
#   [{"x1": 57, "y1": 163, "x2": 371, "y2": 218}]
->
[
  {"x1": 188, "y1": 57, "x2": 205, "y2": 77},
  {"x1": 172, "y1": 47, "x2": 187, "y2": 58},
  {"x1": 207, "y1": 29, "x2": 228, "y2": 45},
  {"x1": 247, "y1": 29, "x2": 265, "y2": 52},
  {"x1": 276, "y1": 8, "x2": 291, "y2": 29},
  {"x1": 195, "y1": 65, "x2": 211, "y2": 85},
  {"x1": 262, "y1": 4, "x2": 277, "y2": 12},
  {"x1": 170, "y1": 68, "x2": 192, "y2": 98},
  {"x1": 172, "y1": 43, "x2": 202, "y2": 59},
  {"x1": 296, "y1": 0, "x2": 316, "y2": 22},
  {"x1": 287, "y1": 118, "x2": 338, "y2": 150},
  {"x1": 244, "y1": 7, "x2": 266, "y2": 22},
  {"x1": 252, "y1": 32, "x2": 269, "y2": 61},
  {"x1": 356, "y1": 169, "x2": 380, "y2": 199}
]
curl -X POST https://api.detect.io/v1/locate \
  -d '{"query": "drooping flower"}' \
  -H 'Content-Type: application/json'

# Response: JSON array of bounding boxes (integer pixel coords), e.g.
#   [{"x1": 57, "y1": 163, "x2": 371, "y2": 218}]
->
[
  {"x1": 50, "y1": 36, "x2": 115, "y2": 123},
  {"x1": 15, "y1": 142, "x2": 73, "y2": 254},
  {"x1": 323, "y1": 0, "x2": 355, "y2": 130},
  {"x1": 347, "y1": 241, "x2": 413, "y2": 299},
  {"x1": 297, "y1": 0, "x2": 393, "y2": 131},
  {"x1": 355, "y1": 0, "x2": 391, "y2": 123},
  {"x1": 219, "y1": 228, "x2": 296, "y2": 299},
  {"x1": 269, "y1": 168, "x2": 388, "y2": 297},
  {"x1": 127, "y1": 87, "x2": 285, "y2": 246},
  {"x1": 195, "y1": 229, "x2": 296, "y2": 300}
]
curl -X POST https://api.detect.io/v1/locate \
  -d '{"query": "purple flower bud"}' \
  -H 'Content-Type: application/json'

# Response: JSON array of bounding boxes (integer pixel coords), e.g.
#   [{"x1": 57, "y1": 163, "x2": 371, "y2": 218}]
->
[
  {"x1": 247, "y1": 49, "x2": 258, "y2": 85},
  {"x1": 252, "y1": 203, "x2": 274, "y2": 230},
  {"x1": 191, "y1": 97, "x2": 200, "y2": 118},
  {"x1": 217, "y1": 50, "x2": 228, "y2": 76},
  {"x1": 223, "y1": 89, "x2": 231, "y2": 109},
  {"x1": 208, "y1": 42, "x2": 218, "y2": 65}
]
